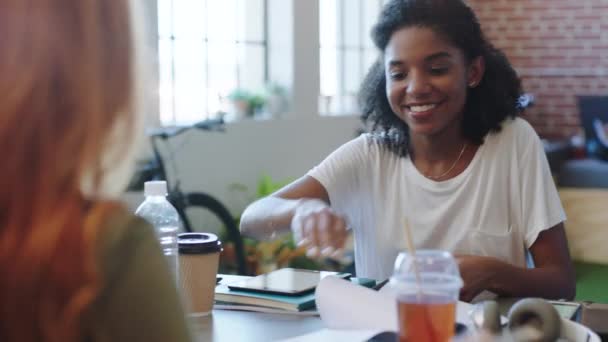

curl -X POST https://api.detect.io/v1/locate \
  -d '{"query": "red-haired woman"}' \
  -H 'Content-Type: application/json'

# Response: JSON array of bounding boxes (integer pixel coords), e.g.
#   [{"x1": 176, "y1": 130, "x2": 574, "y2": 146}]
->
[{"x1": 0, "y1": 1, "x2": 191, "y2": 341}]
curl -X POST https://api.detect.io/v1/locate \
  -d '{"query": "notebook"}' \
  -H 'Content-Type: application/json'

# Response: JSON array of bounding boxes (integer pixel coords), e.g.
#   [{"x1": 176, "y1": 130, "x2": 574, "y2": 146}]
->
[
  {"x1": 215, "y1": 277, "x2": 377, "y2": 312},
  {"x1": 215, "y1": 284, "x2": 316, "y2": 312}
]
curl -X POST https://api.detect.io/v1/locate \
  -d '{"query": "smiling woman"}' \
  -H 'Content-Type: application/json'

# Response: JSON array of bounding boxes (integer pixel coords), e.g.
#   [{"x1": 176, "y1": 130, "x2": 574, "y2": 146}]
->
[
  {"x1": 360, "y1": 0, "x2": 521, "y2": 158},
  {"x1": 239, "y1": 0, "x2": 575, "y2": 304}
]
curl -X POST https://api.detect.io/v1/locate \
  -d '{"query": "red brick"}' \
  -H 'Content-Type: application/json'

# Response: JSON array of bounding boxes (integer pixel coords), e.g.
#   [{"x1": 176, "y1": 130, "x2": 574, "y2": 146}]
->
[
  {"x1": 556, "y1": 5, "x2": 586, "y2": 11},
  {"x1": 572, "y1": 57, "x2": 602, "y2": 64},
  {"x1": 521, "y1": 4, "x2": 551, "y2": 10},
  {"x1": 521, "y1": 45, "x2": 549, "y2": 51},
  {"x1": 539, "y1": 15, "x2": 570, "y2": 21},
  {"x1": 537, "y1": 35, "x2": 567, "y2": 40},
  {"x1": 573, "y1": 15, "x2": 603, "y2": 21},
  {"x1": 491, "y1": 7, "x2": 514, "y2": 12},
  {"x1": 505, "y1": 35, "x2": 535, "y2": 41},
  {"x1": 573, "y1": 35, "x2": 602, "y2": 40},
  {"x1": 542, "y1": 55, "x2": 568, "y2": 61},
  {"x1": 467, "y1": 0, "x2": 606, "y2": 138},
  {"x1": 480, "y1": 16, "x2": 501, "y2": 23},
  {"x1": 555, "y1": 45, "x2": 586, "y2": 51}
]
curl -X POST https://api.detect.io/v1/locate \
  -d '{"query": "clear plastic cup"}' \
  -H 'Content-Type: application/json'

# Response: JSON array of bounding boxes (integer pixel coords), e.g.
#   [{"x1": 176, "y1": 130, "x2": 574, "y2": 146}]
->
[{"x1": 390, "y1": 250, "x2": 463, "y2": 342}]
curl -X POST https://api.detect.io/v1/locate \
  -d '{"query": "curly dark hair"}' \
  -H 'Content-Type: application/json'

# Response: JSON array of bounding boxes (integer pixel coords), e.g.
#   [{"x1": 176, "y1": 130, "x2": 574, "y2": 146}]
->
[{"x1": 360, "y1": 0, "x2": 523, "y2": 157}]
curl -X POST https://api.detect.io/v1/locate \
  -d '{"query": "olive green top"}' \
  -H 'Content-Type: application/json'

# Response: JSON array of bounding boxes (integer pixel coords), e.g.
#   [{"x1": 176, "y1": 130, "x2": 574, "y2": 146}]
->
[{"x1": 86, "y1": 208, "x2": 192, "y2": 342}]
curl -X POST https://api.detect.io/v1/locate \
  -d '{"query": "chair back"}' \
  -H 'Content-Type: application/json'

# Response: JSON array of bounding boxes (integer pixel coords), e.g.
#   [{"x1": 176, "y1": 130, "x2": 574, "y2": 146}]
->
[{"x1": 577, "y1": 96, "x2": 608, "y2": 158}]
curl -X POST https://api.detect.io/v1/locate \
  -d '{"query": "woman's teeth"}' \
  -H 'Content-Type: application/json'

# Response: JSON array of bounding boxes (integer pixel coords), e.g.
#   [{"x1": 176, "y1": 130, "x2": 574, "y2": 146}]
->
[{"x1": 410, "y1": 104, "x2": 436, "y2": 112}]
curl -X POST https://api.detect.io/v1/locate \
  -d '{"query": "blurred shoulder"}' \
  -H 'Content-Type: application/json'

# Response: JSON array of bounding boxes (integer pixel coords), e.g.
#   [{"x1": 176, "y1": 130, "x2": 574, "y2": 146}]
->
[
  {"x1": 94, "y1": 202, "x2": 154, "y2": 245},
  {"x1": 91, "y1": 202, "x2": 156, "y2": 274},
  {"x1": 359, "y1": 132, "x2": 400, "y2": 155},
  {"x1": 498, "y1": 117, "x2": 539, "y2": 141},
  {"x1": 329, "y1": 133, "x2": 378, "y2": 158},
  {"x1": 344, "y1": 132, "x2": 372, "y2": 149}
]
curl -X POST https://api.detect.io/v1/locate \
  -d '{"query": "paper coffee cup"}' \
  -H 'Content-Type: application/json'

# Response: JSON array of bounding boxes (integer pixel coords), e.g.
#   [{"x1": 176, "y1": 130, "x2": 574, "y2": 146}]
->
[{"x1": 178, "y1": 232, "x2": 222, "y2": 316}]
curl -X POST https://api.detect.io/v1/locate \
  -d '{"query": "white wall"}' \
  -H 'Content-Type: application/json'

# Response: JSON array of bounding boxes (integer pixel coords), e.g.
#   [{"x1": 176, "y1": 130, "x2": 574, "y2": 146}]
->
[
  {"x1": 125, "y1": 0, "x2": 361, "y2": 233},
  {"x1": 126, "y1": 116, "x2": 361, "y2": 233}
]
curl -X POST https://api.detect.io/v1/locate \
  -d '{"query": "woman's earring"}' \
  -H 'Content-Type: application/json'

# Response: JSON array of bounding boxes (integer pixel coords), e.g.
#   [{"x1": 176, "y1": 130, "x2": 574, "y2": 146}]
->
[{"x1": 469, "y1": 81, "x2": 477, "y2": 88}]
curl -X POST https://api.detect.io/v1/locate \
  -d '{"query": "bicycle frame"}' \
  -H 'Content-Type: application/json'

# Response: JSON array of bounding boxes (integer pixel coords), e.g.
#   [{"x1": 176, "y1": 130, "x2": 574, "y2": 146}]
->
[{"x1": 146, "y1": 119, "x2": 249, "y2": 274}]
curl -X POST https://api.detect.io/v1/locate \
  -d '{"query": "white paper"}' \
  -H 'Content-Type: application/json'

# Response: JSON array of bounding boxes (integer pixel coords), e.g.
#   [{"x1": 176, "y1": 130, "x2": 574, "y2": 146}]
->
[
  {"x1": 315, "y1": 276, "x2": 475, "y2": 331},
  {"x1": 562, "y1": 319, "x2": 601, "y2": 342},
  {"x1": 310, "y1": 277, "x2": 599, "y2": 342},
  {"x1": 280, "y1": 328, "x2": 381, "y2": 342}
]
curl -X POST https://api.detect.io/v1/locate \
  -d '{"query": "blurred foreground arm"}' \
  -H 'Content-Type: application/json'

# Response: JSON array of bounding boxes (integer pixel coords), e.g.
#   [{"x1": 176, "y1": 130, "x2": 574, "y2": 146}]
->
[{"x1": 91, "y1": 217, "x2": 192, "y2": 341}]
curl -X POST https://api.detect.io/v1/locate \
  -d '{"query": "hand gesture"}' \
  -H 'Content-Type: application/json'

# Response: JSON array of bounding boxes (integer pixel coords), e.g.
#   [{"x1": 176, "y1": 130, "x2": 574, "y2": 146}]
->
[
  {"x1": 456, "y1": 255, "x2": 498, "y2": 302},
  {"x1": 291, "y1": 199, "x2": 348, "y2": 259}
]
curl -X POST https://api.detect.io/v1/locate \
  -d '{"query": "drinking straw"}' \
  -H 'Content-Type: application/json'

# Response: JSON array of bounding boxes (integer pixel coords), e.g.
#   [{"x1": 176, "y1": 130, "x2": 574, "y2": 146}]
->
[
  {"x1": 404, "y1": 218, "x2": 437, "y2": 341},
  {"x1": 403, "y1": 218, "x2": 423, "y2": 299}
]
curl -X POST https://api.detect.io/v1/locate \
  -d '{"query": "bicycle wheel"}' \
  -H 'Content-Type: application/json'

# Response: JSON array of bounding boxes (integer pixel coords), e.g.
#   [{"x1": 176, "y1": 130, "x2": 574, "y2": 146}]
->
[{"x1": 181, "y1": 192, "x2": 248, "y2": 275}]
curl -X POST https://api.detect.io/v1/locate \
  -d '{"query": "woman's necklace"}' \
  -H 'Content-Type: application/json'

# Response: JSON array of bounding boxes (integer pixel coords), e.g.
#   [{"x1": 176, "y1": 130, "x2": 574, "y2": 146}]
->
[{"x1": 417, "y1": 143, "x2": 467, "y2": 180}]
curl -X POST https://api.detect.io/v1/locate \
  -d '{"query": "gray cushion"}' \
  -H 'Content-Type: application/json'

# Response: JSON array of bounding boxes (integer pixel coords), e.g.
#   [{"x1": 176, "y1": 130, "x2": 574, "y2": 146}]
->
[{"x1": 559, "y1": 159, "x2": 608, "y2": 188}]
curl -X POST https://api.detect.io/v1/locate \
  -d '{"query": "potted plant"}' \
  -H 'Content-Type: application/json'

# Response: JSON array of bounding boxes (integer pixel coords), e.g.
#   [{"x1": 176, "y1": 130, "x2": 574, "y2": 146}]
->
[
  {"x1": 225, "y1": 88, "x2": 251, "y2": 122},
  {"x1": 225, "y1": 88, "x2": 268, "y2": 122}
]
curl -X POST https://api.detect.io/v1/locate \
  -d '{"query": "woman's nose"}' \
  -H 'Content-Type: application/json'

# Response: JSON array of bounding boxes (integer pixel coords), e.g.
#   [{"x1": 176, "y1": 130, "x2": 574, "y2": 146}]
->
[{"x1": 406, "y1": 71, "x2": 431, "y2": 95}]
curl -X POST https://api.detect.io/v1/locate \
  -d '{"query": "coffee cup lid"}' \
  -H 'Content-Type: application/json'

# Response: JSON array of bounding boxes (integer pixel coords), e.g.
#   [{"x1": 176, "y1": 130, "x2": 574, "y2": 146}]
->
[{"x1": 178, "y1": 233, "x2": 222, "y2": 255}]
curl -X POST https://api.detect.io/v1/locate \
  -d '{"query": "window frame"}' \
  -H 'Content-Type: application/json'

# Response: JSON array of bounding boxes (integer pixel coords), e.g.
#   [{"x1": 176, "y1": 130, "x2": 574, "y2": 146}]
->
[{"x1": 156, "y1": 0, "x2": 270, "y2": 126}]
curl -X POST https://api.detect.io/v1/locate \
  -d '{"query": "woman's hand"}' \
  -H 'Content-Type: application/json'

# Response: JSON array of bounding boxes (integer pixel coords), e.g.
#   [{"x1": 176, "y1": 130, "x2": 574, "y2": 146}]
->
[
  {"x1": 456, "y1": 225, "x2": 575, "y2": 302},
  {"x1": 291, "y1": 198, "x2": 348, "y2": 259},
  {"x1": 455, "y1": 255, "x2": 499, "y2": 302}
]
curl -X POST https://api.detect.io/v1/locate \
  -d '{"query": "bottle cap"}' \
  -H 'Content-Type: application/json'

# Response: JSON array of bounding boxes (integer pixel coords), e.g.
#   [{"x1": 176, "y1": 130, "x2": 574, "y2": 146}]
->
[{"x1": 144, "y1": 181, "x2": 168, "y2": 196}]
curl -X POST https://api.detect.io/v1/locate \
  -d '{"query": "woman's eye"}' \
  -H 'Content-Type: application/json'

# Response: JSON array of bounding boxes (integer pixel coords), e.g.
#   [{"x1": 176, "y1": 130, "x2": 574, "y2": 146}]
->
[
  {"x1": 389, "y1": 72, "x2": 405, "y2": 80},
  {"x1": 429, "y1": 67, "x2": 449, "y2": 75}
]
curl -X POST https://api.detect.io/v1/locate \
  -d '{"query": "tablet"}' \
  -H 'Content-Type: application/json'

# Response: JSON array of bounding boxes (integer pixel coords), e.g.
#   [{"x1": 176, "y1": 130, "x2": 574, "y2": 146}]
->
[{"x1": 226, "y1": 268, "x2": 351, "y2": 296}]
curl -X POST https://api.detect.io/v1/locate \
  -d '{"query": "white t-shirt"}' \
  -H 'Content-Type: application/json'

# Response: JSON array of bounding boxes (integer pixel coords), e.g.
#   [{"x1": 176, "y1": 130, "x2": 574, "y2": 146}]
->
[{"x1": 308, "y1": 118, "x2": 566, "y2": 280}]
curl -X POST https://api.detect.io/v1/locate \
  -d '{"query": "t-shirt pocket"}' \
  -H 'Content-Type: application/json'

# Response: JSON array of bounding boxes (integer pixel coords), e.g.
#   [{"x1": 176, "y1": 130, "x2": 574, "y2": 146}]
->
[{"x1": 468, "y1": 225, "x2": 516, "y2": 263}]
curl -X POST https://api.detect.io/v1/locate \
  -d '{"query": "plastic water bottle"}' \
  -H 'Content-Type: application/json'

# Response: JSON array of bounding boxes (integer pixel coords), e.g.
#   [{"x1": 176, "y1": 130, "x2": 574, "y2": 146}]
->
[{"x1": 135, "y1": 181, "x2": 180, "y2": 283}]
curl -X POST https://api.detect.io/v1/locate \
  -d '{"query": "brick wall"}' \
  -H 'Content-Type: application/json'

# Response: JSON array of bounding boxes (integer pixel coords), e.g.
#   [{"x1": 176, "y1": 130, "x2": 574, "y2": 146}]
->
[{"x1": 468, "y1": 0, "x2": 608, "y2": 139}]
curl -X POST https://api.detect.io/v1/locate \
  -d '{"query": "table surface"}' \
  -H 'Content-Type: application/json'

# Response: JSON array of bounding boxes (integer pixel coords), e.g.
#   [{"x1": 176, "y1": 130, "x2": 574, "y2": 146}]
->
[
  {"x1": 190, "y1": 274, "x2": 322, "y2": 341},
  {"x1": 197, "y1": 275, "x2": 601, "y2": 341},
  {"x1": 190, "y1": 310, "x2": 322, "y2": 342}
]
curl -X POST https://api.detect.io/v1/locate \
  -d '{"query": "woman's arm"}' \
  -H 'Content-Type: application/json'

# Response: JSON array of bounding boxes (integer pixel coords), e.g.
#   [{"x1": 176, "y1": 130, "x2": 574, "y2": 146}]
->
[
  {"x1": 239, "y1": 175, "x2": 329, "y2": 239},
  {"x1": 239, "y1": 175, "x2": 348, "y2": 256},
  {"x1": 457, "y1": 223, "x2": 575, "y2": 302}
]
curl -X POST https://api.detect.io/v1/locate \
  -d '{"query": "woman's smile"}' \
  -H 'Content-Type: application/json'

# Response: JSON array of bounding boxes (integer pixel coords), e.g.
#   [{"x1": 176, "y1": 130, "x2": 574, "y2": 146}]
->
[{"x1": 403, "y1": 100, "x2": 445, "y2": 121}]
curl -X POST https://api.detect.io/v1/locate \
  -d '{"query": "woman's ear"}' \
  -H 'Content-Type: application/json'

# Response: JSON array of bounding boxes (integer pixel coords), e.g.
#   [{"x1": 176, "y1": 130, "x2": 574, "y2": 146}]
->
[{"x1": 467, "y1": 56, "x2": 485, "y2": 88}]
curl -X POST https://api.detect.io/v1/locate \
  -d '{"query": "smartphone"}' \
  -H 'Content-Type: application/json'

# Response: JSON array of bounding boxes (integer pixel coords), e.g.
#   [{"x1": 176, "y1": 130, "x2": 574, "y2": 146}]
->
[
  {"x1": 549, "y1": 301, "x2": 582, "y2": 320},
  {"x1": 226, "y1": 268, "x2": 351, "y2": 296}
]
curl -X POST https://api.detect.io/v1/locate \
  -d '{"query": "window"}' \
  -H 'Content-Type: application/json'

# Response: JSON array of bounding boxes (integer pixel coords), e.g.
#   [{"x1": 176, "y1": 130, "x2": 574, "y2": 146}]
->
[
  {"x1": 158, "y1": 0, "x2": 268, "y2": 125},
  {"x1": 319, "y1": 0, "x2": 384, "y2": 115}
]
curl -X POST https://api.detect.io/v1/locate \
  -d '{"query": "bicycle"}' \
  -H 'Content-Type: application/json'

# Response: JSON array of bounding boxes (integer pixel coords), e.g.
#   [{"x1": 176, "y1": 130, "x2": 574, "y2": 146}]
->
[{"x1": 132, "y1": 118, "x2": 248, "y2": 275}]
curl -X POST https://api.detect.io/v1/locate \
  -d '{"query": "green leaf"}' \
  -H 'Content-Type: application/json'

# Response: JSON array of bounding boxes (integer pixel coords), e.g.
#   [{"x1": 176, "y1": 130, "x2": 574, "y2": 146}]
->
[
  {"x1": 287, "y1": 256, "x2": 323, "y2": 270},
  {"x1": 256, "y1": 174, "x2": 292, "y2": 198}
]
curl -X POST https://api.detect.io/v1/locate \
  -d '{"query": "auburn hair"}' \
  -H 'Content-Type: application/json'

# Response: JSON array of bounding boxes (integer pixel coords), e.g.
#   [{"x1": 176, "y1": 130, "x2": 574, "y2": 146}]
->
[{"x1": 0, "y1": 1, "x2": 137, "y2": 341}]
